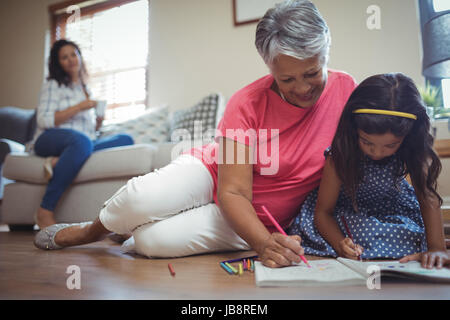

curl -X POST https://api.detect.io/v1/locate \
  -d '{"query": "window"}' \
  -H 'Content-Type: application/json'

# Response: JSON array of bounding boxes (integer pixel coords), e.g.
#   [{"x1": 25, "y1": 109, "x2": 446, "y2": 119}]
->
[
  {"x1": 433, "y1": 0, "x2": 450, "y2": 12},
  {"x1": 431, "y1": 0, "x2": 450, "y2": 109},
  {"x1": 49, "y1": 0, "x2": 149, "y2": 123}
]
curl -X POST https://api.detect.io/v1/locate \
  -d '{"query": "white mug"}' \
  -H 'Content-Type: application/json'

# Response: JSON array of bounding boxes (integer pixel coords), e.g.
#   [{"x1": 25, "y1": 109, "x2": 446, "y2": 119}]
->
[{"x1": 95, "y1": 100, "x2": 107, "y2": 117}]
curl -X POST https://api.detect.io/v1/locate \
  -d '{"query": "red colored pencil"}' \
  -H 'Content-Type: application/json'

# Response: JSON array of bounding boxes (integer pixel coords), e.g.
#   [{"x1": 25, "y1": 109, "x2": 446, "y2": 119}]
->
[
  {"x1": 261, "y1": 205, "x2": 311, "y2": 268},
  {"x1": 168, "y1": 263, "x2": 176, "y2": 277},
  {"x1": 341, "y1": 216, "x2": 362, "y2": 261}
]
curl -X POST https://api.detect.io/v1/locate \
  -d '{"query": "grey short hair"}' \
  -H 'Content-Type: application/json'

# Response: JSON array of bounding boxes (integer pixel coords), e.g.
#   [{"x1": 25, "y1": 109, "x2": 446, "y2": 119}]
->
[{"x1": 255, "y1": 0, "x2": 331, "y2": 66}]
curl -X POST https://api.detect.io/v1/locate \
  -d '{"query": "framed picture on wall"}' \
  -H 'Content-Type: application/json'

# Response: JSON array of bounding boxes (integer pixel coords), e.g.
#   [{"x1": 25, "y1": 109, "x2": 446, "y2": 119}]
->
[{"x1": 233, "y1": 0, "x2": 283, "y2": 26}]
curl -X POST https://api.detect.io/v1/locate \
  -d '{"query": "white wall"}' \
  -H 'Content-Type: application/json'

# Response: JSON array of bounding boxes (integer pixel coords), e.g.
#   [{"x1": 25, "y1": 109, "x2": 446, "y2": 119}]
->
[
  {"x1": 0, "y1": 0, "x2": 61, "y2": 109},
  {"x1": 147, "y1": 0, "x2": 266, "y2": 109},
  {"x1": 0, "y1": 0, "x2": 424, "y2": 111},
  {"x1": 148, "y1": 0, "x2": 424, "y2": 110},
  {"x1": 317, "y1": 0, "x2": 423, "y2": 86}
]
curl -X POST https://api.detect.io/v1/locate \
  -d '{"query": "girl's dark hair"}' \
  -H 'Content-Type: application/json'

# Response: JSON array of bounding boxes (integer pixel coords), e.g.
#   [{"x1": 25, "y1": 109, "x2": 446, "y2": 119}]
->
[
  {"x1": 47, "y1": 39, "x2": 88, "y2": 87},
  {"x1": 331, "y1": 73, "x2": 442, "y2": 207}
]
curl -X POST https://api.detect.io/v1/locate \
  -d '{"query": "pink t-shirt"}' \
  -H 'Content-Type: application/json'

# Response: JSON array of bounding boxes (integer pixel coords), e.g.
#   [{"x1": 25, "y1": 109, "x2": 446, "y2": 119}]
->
[{"x1": 189, "y1": 70, "x2": 357, "y2": 233}]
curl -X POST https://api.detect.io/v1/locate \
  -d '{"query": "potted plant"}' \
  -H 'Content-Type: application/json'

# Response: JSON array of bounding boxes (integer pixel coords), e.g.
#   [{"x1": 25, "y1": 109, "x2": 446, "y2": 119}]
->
[{"x1": 419, "y1": 82, "x2": 449, "y2": 119}]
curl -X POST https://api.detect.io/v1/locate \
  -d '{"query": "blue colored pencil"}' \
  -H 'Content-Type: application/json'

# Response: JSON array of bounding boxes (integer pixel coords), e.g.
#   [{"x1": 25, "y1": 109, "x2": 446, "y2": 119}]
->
[{"x1": 220, "y1": 262, "x2": 234, "y2": 275}]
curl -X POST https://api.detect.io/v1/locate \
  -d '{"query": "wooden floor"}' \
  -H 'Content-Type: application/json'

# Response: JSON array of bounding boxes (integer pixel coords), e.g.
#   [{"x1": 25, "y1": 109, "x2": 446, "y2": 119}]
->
[{"x1": 1, "y1": 230, "x2": 450, "y2": 300}]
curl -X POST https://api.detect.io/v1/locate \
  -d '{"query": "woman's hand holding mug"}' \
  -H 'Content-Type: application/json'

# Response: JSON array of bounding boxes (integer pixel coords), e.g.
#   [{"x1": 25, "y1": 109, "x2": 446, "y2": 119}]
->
[{"x1": 77, "y1": 99, "x2": 97, "y2": 111}]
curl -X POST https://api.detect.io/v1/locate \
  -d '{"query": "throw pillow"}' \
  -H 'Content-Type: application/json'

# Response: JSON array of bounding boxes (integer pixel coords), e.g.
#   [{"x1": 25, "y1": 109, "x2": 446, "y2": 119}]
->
[
  {"x1": 99, "y1": 105, "x2": 170, "y2": 144},
  {"x1": 215, "y1": 93, "x2": 226, "y2": 127},
  {"x1": 170, "y1": 93, "x2": 221, "y2": 141}
]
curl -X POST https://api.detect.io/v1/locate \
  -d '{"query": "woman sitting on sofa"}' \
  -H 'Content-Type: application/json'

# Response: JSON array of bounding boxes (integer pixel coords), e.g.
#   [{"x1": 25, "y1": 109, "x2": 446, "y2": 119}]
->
[{"x1": 31, "y1": 39, "x2": 134, "y2": 229}]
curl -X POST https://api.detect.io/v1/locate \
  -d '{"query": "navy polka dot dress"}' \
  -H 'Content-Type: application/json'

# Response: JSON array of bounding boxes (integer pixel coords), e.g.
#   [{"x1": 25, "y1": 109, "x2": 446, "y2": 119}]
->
[{"x1": 287, "y1": 150, "x2": 427, "y2": 259}]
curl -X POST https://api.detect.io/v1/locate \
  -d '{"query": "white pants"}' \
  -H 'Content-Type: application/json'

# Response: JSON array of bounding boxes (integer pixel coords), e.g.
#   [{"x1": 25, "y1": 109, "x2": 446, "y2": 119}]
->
[{"x1": 99, "y1": 154, "x2": 250, "y2": 258}]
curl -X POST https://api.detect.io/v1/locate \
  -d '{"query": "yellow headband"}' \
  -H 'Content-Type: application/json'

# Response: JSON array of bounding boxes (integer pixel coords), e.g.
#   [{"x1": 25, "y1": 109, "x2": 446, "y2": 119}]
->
[{"x1": 353, "y1": 109, "x2": 417, "y2": 120}]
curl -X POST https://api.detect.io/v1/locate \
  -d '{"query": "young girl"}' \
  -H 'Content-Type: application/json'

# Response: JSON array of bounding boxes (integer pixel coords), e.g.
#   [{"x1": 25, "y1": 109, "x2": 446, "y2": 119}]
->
[{"x1": 288, "y1": 73, "x2": 449, "y2": 269}]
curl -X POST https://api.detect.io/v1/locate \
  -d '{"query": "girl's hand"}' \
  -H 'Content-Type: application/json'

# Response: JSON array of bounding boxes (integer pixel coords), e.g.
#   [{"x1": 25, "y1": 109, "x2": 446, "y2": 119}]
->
[
  {"x1": 399, "y1": 251, "x2": 450, "y2": 269},
  {"x1": 338, "y1": 237, "x2": 363, "y2": 260},
  {"x1": 259, "y1": 233, "x2": 304, "y2": 268}
]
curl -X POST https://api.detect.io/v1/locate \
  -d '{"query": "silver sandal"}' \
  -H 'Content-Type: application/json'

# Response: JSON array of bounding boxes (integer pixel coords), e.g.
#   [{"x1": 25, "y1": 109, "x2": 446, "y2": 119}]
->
[{"x1": 34, "y1": 222, "x2": 92, "y2": 250}]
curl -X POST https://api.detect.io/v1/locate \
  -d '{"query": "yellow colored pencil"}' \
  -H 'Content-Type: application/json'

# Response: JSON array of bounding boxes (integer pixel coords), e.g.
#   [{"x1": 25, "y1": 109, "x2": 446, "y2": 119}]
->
[
  {"x1": 225, "y1": 262, "x2": 238, "y2": 274},
  {"x1": 238, "y1": 263, "x2": 243, "y2": 276}
]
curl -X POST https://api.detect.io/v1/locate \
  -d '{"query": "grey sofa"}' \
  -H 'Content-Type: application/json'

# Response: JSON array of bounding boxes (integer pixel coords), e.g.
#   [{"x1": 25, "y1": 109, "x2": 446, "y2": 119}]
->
[
  {"x1": 0, "y1": 101, "x2": 224, "y2": 230},
  {"x1": 0, "y1": 107, "x2": 37, "y2": 200},
  {"x1": 0, "y1": 107, "x2": 184, "y2": 230},
  {"x1": 0, "y1": 93, "x2": 225, "y2": 230},
  {"x1": 2, "y1": 144, "x2": 158, "y2": 228}
]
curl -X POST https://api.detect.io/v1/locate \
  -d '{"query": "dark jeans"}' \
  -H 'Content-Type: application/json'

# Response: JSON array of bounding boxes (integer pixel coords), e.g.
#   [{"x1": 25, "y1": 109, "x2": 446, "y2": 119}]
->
[{"x1": 34, "y1": 128, "x2": 134, "y2": 211}]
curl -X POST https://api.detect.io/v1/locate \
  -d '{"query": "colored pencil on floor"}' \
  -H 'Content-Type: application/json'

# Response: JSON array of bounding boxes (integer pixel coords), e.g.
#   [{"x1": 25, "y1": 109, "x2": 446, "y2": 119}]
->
[
  {"x1": 219, "y1": 256, "x2": 259, "y2": 275},
  {"x1": 168, "y1": 263, "x2": 176, "y2": 277},
  {"x1": 223, "y1": 255, "x2": 258, "y2": 264},
  {"x1": 225, "y1": 262, "x2": 238, "y2": 274},
  {"x1": 220, "y1": 262, "x2": 234, "y2": 275}
]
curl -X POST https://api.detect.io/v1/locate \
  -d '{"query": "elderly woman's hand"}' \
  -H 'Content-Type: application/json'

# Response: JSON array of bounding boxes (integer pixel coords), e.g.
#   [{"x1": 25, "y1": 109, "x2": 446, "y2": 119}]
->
[{"x1": 259, "y1": 233, "x2": 304, "y2": 268}]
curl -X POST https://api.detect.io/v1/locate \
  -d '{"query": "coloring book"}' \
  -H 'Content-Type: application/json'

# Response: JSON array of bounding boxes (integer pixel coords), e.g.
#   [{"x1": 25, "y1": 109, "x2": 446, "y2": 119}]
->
[{"x1": 254, "y1": 258, "x2": 450, "y2": 287}]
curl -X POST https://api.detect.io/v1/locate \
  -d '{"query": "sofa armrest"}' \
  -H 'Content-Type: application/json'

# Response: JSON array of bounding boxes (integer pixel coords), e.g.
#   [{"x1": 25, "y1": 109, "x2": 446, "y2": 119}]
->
[
  {"x1": 0, "y1": 107, "x2": 36, "y2": 144},
  {"x1": 152, "y1": 141, "x2": 178, "y2": 169},
  {"x1": 3, "y1": 144, "x2": 156, "y2": 184},
  {"x1": 75, "y1": 144, "x2": 156, "y2": 182},
  {"x1": 152, "y1": 140, "x2": 206, "y2": 169},
  {"x1": 0, "y1": 139, "x2": 25, "y2": 164}
]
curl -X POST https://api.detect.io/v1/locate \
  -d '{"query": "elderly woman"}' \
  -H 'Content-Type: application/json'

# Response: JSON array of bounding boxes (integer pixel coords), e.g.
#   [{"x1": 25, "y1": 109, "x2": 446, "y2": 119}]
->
[{"x1": 35, "y1": 0, "x2": 356, "y2": 268}]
